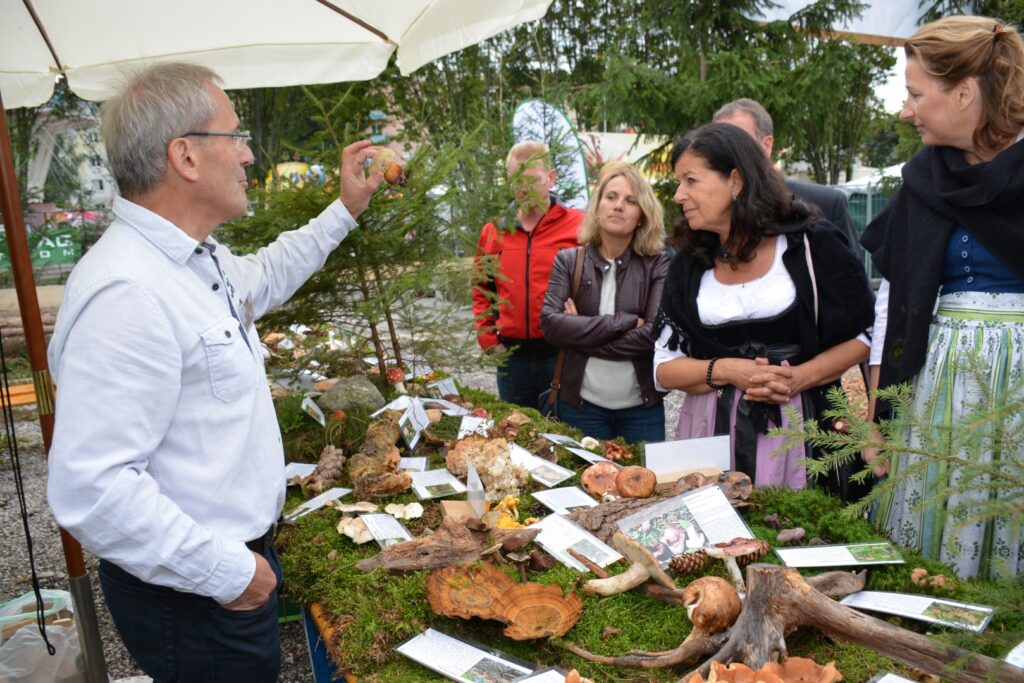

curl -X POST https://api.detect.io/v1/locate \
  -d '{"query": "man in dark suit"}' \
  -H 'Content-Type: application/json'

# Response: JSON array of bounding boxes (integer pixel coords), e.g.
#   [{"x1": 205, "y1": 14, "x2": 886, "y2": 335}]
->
[{"x1": 713, "y1": 98, "x2": 862, "y2": 262}]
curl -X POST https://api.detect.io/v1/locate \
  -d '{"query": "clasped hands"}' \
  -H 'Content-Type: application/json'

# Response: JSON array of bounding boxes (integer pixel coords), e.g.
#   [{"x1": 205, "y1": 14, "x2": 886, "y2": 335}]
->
[{"x1": 738, "y1": 357, "x2": 812, "y2": 404}]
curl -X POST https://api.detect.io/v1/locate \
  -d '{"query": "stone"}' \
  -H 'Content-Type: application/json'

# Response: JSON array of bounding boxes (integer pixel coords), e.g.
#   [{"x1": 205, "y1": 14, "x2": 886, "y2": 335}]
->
[{"x1": 318, "y1": 375, "x2": 386, "y2": 413}]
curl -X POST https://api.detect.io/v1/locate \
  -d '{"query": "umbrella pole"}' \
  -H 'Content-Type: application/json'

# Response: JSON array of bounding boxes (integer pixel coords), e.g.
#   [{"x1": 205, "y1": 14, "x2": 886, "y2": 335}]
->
[{"x1": 0, "y1": 93, "x2": 108, "y2": 683}]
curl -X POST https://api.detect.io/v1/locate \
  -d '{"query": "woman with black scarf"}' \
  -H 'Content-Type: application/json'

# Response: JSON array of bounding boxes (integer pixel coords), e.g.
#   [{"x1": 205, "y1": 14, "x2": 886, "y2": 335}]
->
[
  {"x1": 862, "y1": 15, "x2": 1024, "y2": 580},
  {"x1": 654, "y1": 123, "x2": 874, "y2": 501}
]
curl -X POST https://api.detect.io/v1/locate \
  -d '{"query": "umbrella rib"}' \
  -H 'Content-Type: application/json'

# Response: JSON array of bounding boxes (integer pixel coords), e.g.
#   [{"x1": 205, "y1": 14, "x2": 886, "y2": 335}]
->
[
  {"x1": 21, "y1": 0, "x2": 65, "y2": 72},
  {"x1": 313, "y1": 0, "x2": 396, "y2": 45}
]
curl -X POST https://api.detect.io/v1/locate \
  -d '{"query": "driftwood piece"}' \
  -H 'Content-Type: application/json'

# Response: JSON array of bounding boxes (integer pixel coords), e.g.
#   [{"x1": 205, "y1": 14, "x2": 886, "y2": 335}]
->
[
  {"x1": 567, "y1": 497, "x2": 662, "y2": 544},
  {"x1": 355, "y1": 516, "x2": 540, "y2": 573},
  {"x1": 685, "y1": 564, "x2": 1024, "y2": 683}
]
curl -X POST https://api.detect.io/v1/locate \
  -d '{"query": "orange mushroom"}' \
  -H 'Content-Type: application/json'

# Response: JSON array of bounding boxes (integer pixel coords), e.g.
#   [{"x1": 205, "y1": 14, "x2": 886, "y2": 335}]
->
[
  {"x1": 581, "y1": 461, "x2": 620, "y2": 498},
  {"x1": 615, "y1": 466, "x2": 657, "y2": 498}
]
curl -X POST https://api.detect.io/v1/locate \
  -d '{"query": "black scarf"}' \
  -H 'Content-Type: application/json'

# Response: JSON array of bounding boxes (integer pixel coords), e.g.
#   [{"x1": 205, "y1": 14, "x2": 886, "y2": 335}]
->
[
  {"x1": 861, "y1": 137, "x2": 1024, "y2": 397},
  {"x1": 657, "y1": 219, "x2": 873, "y2": 362}
]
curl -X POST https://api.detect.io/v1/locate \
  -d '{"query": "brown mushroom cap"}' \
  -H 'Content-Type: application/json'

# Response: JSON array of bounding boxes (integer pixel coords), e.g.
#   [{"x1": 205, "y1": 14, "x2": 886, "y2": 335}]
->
[
  {"x1": 682, "y1": 576, "x2": 742, "y2": 634},
  {"x1": 581, "y1": 461, "x2": 620, "y2": 498},
  {"x1": 615, "y1": 466, "x2": 657, "y2": 498},
  {"x1": 611, "y1": 532, "x2": 675, "y2": 589},
  {"x1": 713, "y1": 537, "x2": 771, "y2": 562},
  {"x1": 776, "y1": 527, "x2": 807, "y2": 545}
]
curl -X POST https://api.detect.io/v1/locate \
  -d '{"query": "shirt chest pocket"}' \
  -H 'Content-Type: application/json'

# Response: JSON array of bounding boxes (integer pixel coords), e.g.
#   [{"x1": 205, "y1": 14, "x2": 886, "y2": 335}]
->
[{"x1": 200, "y1": 317, "x2": 256, "y2": 402}]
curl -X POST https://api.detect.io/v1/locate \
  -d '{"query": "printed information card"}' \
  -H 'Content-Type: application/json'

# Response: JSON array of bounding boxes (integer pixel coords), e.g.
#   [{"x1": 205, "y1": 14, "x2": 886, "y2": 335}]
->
[
  {"x1": 775, "y1": 542, "x2": 904, "y2": 568},
  {"x1": 532, "y1": 486, "x2": 599, "y2": 515},
  {"x1": 841, "y1": 591, "x2": 994, "y2": 632},
  {"x1": 283, "y1": 462, "x2": 317, "y2": 482},
  {"x1": 532, "y1": 514, "x2": 622, "y2": 572},
  {"x1": 283, "y1": 487, "x2": 351, "y2": 523},
  {"x1": 514, "y1": 668, "x2": 569, "y2": 682},
  {"x1": 867, "y1": 674, "x2": 915, "y2": 683},
  {"x1": 410, "y1": 469, "x2": 468, "y2": 500},
  {"x1": 359, "y1": 512, "x2": 413, "y2": 548},
  {"x1": 509, "y1": 444, "x2": 575, "y2": 487},
  {"x1": 644, "y1": 435, "x2": 730, "y2": 483},
  {"x1": 395, "y1": 628, "x2": 533, "y2": 682},
  {"x1": 616, "y1": 485, "x2": 754, "y2": 566},
  {"x1": 1005, "y1": 639, "x2": 1024, "y2": 668}
]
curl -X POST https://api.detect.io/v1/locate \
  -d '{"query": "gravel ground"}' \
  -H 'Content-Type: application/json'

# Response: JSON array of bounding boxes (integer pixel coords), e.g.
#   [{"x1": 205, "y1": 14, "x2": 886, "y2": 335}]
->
[{"x1": 0, "y1": 370, "x2": 684, "y2": 681}]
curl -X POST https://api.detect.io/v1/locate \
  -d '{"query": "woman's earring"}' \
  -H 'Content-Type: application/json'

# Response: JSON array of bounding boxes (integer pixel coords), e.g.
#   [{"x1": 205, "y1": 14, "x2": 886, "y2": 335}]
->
[{"x1": 731, "y1": 194, "x2": 738, "y2": 203}]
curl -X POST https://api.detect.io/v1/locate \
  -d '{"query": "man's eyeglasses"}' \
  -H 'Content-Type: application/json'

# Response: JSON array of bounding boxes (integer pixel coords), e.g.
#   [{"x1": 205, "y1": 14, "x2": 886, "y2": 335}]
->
[{"x1": 183, "y1": 130, "x2": 251, "y2": 150}]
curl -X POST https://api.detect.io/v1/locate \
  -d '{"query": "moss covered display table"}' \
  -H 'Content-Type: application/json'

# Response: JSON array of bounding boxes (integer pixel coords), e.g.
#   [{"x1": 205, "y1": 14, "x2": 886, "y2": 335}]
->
[{"x1": 275, "y1": 389, "x2": 1024, "y2": 683}]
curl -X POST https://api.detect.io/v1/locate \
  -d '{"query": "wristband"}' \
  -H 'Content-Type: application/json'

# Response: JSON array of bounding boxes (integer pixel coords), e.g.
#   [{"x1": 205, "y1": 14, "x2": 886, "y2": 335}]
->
[{"x1": 705, "y1": 357, "x2": 725, "y2": 391}]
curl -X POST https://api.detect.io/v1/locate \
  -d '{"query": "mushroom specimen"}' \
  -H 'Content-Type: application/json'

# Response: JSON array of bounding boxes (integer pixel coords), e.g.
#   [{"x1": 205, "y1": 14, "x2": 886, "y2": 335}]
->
[
  {"x1": 603, "y1": 441, "x2": 632, "y2": 462},
  {"x1": 384, "y1": 502, "x2": 424, "y2": 520},
  {"x1": 445, "y1": 436, "x2": 530, "y2": 499},
  {"x1": 426, "y1": 563, "x2": 582, "y2": 640},
  {"x1": 681, "y1": 576, "x2": 742, "y2": 644},
  {"x1": 584, "y1": 532, "x2": 675, "y2": 596},
  {"x1": 703, "y1": 538, "x2": 770, "y2": 593},
  {"x1": 386, "y1": 366, "x2": 408, "y2": 394},
  {"x1": 299, "y1": 443, "x2": 347, "y2": 495},
  {"x1": 615, "y1": 466, "x2": 657, "y2": 498},
  {"x1": 776, "y1": 527, "x2": 807, "y2": 545},
  {"x1": 337, "y1": 516, "x2": 373, "y2": 544},
  {"x1": 684, "y1": 658, "x2": 843, "y2": 683},
  {"x1": 581, "y1": 461, "x2": 621, "y2": 499}
]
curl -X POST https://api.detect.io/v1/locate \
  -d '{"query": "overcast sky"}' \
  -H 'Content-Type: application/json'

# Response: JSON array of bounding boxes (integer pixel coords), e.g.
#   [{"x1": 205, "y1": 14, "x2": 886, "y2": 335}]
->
[{"x1": 877, "y1": 48, "x2": 908, "y2": 115}]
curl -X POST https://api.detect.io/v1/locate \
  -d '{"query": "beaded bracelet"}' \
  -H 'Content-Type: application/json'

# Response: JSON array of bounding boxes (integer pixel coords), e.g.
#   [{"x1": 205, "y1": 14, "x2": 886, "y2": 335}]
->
[{"x1": 705, "y1": 357, "x2": 725, "y2": 391}]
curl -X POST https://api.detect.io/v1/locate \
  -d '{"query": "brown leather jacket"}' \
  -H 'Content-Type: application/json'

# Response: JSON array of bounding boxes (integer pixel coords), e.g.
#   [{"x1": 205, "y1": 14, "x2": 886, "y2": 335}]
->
[{"x1": 540, "y1": 244, "x2": 671, "y2": 409}]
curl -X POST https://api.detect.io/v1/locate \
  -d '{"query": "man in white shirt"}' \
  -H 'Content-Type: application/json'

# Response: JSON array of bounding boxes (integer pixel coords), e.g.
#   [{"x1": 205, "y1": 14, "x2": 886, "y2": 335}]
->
[{"x1": 46, "y1": 62, "x2": 384, "y2": 682}]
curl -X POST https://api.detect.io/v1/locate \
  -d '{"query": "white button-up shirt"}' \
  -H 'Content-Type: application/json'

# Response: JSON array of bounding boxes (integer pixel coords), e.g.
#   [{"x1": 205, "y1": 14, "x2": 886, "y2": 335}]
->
[{"x1": 47, "y1": 197, "x2": 355, "y2": 603}]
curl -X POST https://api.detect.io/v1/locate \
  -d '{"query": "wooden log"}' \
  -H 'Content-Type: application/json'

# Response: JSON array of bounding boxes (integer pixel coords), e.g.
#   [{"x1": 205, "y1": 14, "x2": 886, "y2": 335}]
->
[{"x1": 685, "y1": 564, "x2": 1024, "y2": 683}]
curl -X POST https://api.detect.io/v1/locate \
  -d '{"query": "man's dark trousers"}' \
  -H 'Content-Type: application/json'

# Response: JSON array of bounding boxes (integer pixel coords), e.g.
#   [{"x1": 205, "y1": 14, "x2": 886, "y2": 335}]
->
[{"x1": 98, "y1": 538, "x2": 282, "y2": 682}]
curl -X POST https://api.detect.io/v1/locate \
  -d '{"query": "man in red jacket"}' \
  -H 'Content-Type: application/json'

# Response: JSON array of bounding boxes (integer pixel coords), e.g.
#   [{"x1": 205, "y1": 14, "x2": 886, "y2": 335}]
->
[{"x1": 473, "y1": 141, "x2": 583, "y2": 408}]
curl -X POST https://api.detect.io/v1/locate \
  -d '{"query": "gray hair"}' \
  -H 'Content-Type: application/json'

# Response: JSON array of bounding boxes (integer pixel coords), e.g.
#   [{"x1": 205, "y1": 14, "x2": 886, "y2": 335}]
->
[
  {"x1": 712, "y1": 98, "x2": 774, "y2": 139},
  {"x1": 506, "y1": 140, "x2": 550, "y2": 172},
  {"x1": 101, "y1": 62, "x2": 221, "y2": 199}
]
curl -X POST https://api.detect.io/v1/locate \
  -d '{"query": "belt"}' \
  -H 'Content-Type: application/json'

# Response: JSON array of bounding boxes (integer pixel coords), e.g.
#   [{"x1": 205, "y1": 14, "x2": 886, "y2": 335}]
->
[{"x1": 244, "y1": 520, "x2": 279, "y2": 555}]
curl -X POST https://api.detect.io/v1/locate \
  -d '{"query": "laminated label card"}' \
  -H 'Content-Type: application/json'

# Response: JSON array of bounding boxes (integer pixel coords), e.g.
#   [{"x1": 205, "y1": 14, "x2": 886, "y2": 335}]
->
[
  {"x1": 395, "y1": 628, "x2": 533, "y2": 682},
  {"x1": 421, "y1": 397, "x2": 470, "y2": 416},
  {"x1": 410, "y1": 469, "x2": 468, "y2": 500},
  {"x1": 398, "y1": 400, "x2": 430, "y2": 450},
  {"x1": 562, "y1": 446, "x2": 615, "y2": 466},
  {"x1": 282, "y1": 487, "x2": 351, "y2": 523},
  {"x1": 616, "y1": 485, "x2": 754, "y2": 566},
  {"x1": 532, "y1": 486, "x2": 599, "y2": 515},
  {"x1": 398, "y1": 457, "x2": 427, "y2": 472},
  {"x1": 283, "y1": 462, "x2": 316, "y2": 482},
  {"x1": 372, "y1": 395, "x2": 415, "y2": 417},
  {"x1": 428, "y1": 377, "x2": 460, "y2": 398},
  {"x1": 775, "y1": 542, "x2": 904, "y2": 568},
  {"x1": 359, "y1": 512, "x2": 413, "y2": 548},
  {"x1": 509, "y1": 444, "x2": 575, "y2": 487},
  {"x1": 1006, "y1": 639, "x2": 1024, "y2": 668},
  {"x1": 644, "y1": 435, "x2": 730, "y2": 484},
  {"x1": 514, "y1": 668, "x2": 568, "y2": 682},
  {"x1": 300, "y1": 395, "x2": 326, "y2": 426},
  {"x1": 532, "y1": 514, "x2": 622, "y2": 572},
  {"x1": 458, "y1": 415, "x2": 493, "y2": 439},
  {"x1": 541, "y1": 433, "x2": 583, "y2": 448},
  {"x1": 868, "y1": 675, "x2": 915, "y2": 683},
  {"x1": 841, "y1": 591, "x2": 995, "y2": 632}
]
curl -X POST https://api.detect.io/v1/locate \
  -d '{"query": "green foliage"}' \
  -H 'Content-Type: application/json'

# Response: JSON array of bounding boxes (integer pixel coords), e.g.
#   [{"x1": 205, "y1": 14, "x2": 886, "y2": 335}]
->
[{"x1": 771, "y1": 371, "x2": 1024, "y2": 549}]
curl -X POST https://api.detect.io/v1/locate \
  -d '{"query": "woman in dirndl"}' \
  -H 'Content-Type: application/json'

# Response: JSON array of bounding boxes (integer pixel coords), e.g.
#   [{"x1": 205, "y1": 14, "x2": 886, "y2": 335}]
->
[
  {"x1": 654, "y1": 123, "x2": 874, "y2": 501},
  {"x1": 861, "y1": 15, "x2": 1024, "y2": 579}
]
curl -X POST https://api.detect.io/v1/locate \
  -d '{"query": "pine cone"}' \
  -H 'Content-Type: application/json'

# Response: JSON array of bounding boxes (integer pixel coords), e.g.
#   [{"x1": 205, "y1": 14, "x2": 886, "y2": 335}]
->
[
  {"x1": 668, "y1": 550, "x2": 708, "y2": 575},
  {"x1": 734, "y1": 539, "x2": 771, "y2": 567}
]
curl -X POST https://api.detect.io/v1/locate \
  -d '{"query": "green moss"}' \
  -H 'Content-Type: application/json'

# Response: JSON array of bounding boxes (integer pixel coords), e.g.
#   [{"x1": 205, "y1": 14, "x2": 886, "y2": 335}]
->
[{"x1": 277, "y1": 387, "x2": 1024, "y2": 681}]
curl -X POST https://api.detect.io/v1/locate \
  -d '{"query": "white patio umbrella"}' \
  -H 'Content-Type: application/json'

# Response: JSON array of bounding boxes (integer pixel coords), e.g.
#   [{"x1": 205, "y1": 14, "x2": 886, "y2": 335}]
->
[
  {"x1": 0, "y1": 2, "x2": 553, "y2": 680},
  {"x1": 2, "y1": 0, "x2": 553, "y2": 107}
]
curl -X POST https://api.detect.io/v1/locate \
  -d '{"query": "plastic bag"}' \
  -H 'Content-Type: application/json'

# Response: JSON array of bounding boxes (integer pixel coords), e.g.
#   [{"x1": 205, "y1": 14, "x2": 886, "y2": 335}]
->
[
  {"x1": 0, "y1": 623, "x2": 84, "y2": 683},
  {"x1": 0, "y1": 590, "x2": 83, "y2": 683}
]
